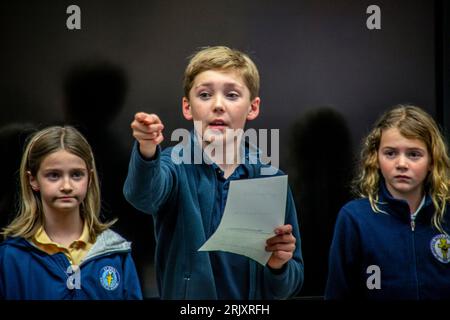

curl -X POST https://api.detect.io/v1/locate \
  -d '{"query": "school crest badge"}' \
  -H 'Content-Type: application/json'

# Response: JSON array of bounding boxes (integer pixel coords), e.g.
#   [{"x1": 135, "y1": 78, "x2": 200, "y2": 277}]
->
[
  {"x1": 99, "y1": 266, "x2": 120, "y2": 290},
  {"x1": 430, "y1": 234, "x2": 450, "y2": 263}
]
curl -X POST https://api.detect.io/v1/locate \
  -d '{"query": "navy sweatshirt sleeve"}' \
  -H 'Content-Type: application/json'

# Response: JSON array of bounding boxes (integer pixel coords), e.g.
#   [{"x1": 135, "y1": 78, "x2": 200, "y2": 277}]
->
[
  {"x1": 325, "y1": 206, "x2": 361, "y2": 299},
  {"x1": 123, "y1": 142, "x2": 176, "y2": 215},
  {"x1": 261, "y1": 188, "x2": 305, "y2": 299}
]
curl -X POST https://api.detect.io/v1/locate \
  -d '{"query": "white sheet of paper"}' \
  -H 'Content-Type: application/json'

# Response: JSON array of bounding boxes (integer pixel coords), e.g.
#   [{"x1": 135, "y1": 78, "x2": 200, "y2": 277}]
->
[{"x1": 198, "y1": 175, "x2": 288, "y2": 265}]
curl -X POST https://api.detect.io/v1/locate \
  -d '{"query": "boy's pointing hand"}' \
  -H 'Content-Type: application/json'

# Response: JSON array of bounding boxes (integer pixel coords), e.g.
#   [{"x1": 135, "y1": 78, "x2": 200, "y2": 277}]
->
[
  {"x1": 265, "y1": 224, "x2": 296, "y2": 270},
  {"x1": 131, "y1": 112, "x2": 164, "y2": 159}
]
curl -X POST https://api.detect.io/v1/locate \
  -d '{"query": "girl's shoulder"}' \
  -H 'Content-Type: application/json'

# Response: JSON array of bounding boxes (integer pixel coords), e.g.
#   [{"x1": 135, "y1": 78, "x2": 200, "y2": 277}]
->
[
  {"x1": 340, "y1": 198, "x2": 372, "y2": 214},
  {"x1": 0, "y1": 236, "x2": 29, "y2": 247},
  {"x1": 94, "y1": 229, "x2": 130, "y2": 248},
  {"x1": 336, "y1": 198, "x2": 379, "y2": 224},
  {"x1": 0, "y1": 236, "x2": 32, "y2": 258},
  {"x1": 85, "y1": 229, "x2": 132, "y2": 260}
]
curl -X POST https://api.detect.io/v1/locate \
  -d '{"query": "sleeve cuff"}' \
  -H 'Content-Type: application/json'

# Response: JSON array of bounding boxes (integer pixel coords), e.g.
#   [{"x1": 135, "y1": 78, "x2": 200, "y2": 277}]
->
[
  {"x1": 134, "y1": 141, "x2": 161, "y2": 164},
  {"x1": 267, "y1": 263, "x2": 288, "y2": 275}
]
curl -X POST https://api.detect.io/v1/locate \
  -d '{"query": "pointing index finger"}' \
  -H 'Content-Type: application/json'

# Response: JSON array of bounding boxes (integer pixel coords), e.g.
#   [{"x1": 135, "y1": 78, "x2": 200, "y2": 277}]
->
[{"x1": 135, "y1": 113, "x2": 161, "y2": 126}]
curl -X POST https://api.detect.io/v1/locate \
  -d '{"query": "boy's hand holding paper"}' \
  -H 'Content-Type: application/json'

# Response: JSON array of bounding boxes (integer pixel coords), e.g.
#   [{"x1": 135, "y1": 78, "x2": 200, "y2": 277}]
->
[{"x1": 199, "y1": 175, "x2": 292, "y2": 267}]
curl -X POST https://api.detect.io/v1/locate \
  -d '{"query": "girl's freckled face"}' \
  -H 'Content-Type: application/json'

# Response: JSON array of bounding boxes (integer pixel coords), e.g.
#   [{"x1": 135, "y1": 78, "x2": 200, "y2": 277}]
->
[
  {"x1": 378, "y1": 128, "x2": 431, "y2": 200},
  {"x1": 29, "y1": 150, "x2": 89, "y2": 215}
]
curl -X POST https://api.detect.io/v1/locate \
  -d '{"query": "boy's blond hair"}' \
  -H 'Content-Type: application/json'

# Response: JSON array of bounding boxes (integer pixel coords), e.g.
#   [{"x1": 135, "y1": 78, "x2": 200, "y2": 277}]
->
[
  {"x1": 353, "y1": 105, "x2": 450, "y2": 233},
  {"x1": 183, "y1": 46, "x2": 260, "y2": 100},
  {"x1": 1, "y1": 126, "x2": 115, "y2": 241}
]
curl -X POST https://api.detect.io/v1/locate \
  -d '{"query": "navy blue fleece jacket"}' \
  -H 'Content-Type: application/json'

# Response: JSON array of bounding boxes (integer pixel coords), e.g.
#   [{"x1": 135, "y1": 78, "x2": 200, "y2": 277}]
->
[{"x1": 123, "y1": 135, "x2": 304, "y2": 299}]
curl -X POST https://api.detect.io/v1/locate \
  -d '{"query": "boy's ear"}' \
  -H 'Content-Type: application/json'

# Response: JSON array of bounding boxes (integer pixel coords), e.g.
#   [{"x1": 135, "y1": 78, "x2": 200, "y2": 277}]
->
[
  {"x1": 27, "y1": 171, "x2": 40, "y2": 192},
  {"x1": 246, "y1": 97, "x2": 260, "y2": 121},
  {"x1": 182, "y1": 97, "x2": 193, "y2": 120}
]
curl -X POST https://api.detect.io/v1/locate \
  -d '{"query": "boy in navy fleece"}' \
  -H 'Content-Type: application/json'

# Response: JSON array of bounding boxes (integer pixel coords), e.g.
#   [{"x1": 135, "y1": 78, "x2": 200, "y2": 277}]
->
[{"x1": 123, "y1": 46, "x2": 304, "y2": 299}]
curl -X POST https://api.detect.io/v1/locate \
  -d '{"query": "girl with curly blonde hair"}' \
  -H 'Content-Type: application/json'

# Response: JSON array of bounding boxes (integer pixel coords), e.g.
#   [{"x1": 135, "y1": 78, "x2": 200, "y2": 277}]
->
[{"x1": 326, "y1": 105, "x2": 450, "y2": 299}]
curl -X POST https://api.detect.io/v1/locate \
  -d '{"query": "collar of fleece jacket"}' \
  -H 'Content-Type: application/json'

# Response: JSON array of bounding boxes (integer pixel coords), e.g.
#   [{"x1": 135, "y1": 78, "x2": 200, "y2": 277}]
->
[{"x1": 377, "y1": 178, "x2": 437, "y2": 226}]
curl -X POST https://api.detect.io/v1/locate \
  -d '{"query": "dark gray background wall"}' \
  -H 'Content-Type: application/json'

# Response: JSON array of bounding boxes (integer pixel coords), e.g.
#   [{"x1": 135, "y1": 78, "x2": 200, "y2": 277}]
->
[
  {"x1": 438, "y1": 0, "x2": 450, "y2": 141},
  {"x1": 0, "y1": 0, "x2": 442, "y2": 298},
  {"x1": 0, "y1": 0, "x2": 436, "y2": 152}
]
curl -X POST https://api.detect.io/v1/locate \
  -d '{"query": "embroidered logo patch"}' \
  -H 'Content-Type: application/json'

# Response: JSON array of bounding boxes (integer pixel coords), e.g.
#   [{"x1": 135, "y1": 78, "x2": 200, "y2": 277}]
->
[
  {"x1": 430, "y1": 234, "x2": 450, "y2": 263},
  {"x1": 99, "y1": 266, "x2": 120, "y2": 290}
]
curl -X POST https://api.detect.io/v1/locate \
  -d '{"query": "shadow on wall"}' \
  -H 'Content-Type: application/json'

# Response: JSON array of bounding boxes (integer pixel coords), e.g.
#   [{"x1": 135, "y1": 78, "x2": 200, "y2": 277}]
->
[
  {"x1": 288, "y1": 107, "x2": 353, "y2": 297},
  {"x1": 0, "y1": 123, "x2": 37, "y2": 237},
  {"x1": 62, "y1": 60, "x2": 158, "y2": 298}
]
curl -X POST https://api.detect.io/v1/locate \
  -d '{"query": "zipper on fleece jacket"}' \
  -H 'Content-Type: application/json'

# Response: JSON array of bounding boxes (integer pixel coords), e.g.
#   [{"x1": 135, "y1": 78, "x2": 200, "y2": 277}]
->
[
  {"x1": 410, "y1": 220, "x2": 420, "y2": 299},
  {"x1": 410, "y1": 214, "x2": 416, "y2": 231}
]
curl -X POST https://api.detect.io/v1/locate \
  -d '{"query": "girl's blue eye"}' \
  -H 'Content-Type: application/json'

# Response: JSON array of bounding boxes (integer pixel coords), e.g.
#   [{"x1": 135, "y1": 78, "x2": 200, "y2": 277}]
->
[
  {"x1": 46, "y1": 172, "x2": 60, "y2": 181},
  {"x1": 408, "y1": 151, "x2": 422, "y2": 159},
  {"x1": 384, "y1": 150, "x2": 396, "y2": 158},
  {"x1": 70, "y1": 170, "x2": 86, "y2": 181}
]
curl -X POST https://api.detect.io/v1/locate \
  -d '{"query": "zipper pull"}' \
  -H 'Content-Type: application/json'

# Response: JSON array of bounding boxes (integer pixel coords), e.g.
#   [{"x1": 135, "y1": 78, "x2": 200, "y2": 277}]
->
[{"x1": 410, "y1": 220, "x2": 415, "y2": 231}]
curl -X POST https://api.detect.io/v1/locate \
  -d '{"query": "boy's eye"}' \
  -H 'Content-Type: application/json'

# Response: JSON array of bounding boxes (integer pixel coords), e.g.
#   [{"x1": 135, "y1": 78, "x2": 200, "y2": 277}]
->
[
  {"x1": 198, "y1": 92, "x2": 211, "y2": 100},
  {"x1": 226, "y1": 92, "x2": 240, "y2": 100}
]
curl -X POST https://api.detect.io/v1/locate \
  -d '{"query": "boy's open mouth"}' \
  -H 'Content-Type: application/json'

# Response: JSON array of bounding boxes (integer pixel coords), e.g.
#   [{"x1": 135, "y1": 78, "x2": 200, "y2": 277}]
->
[{"x1": 208, "y1": 119, "x2": 228, "y2": 130}]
